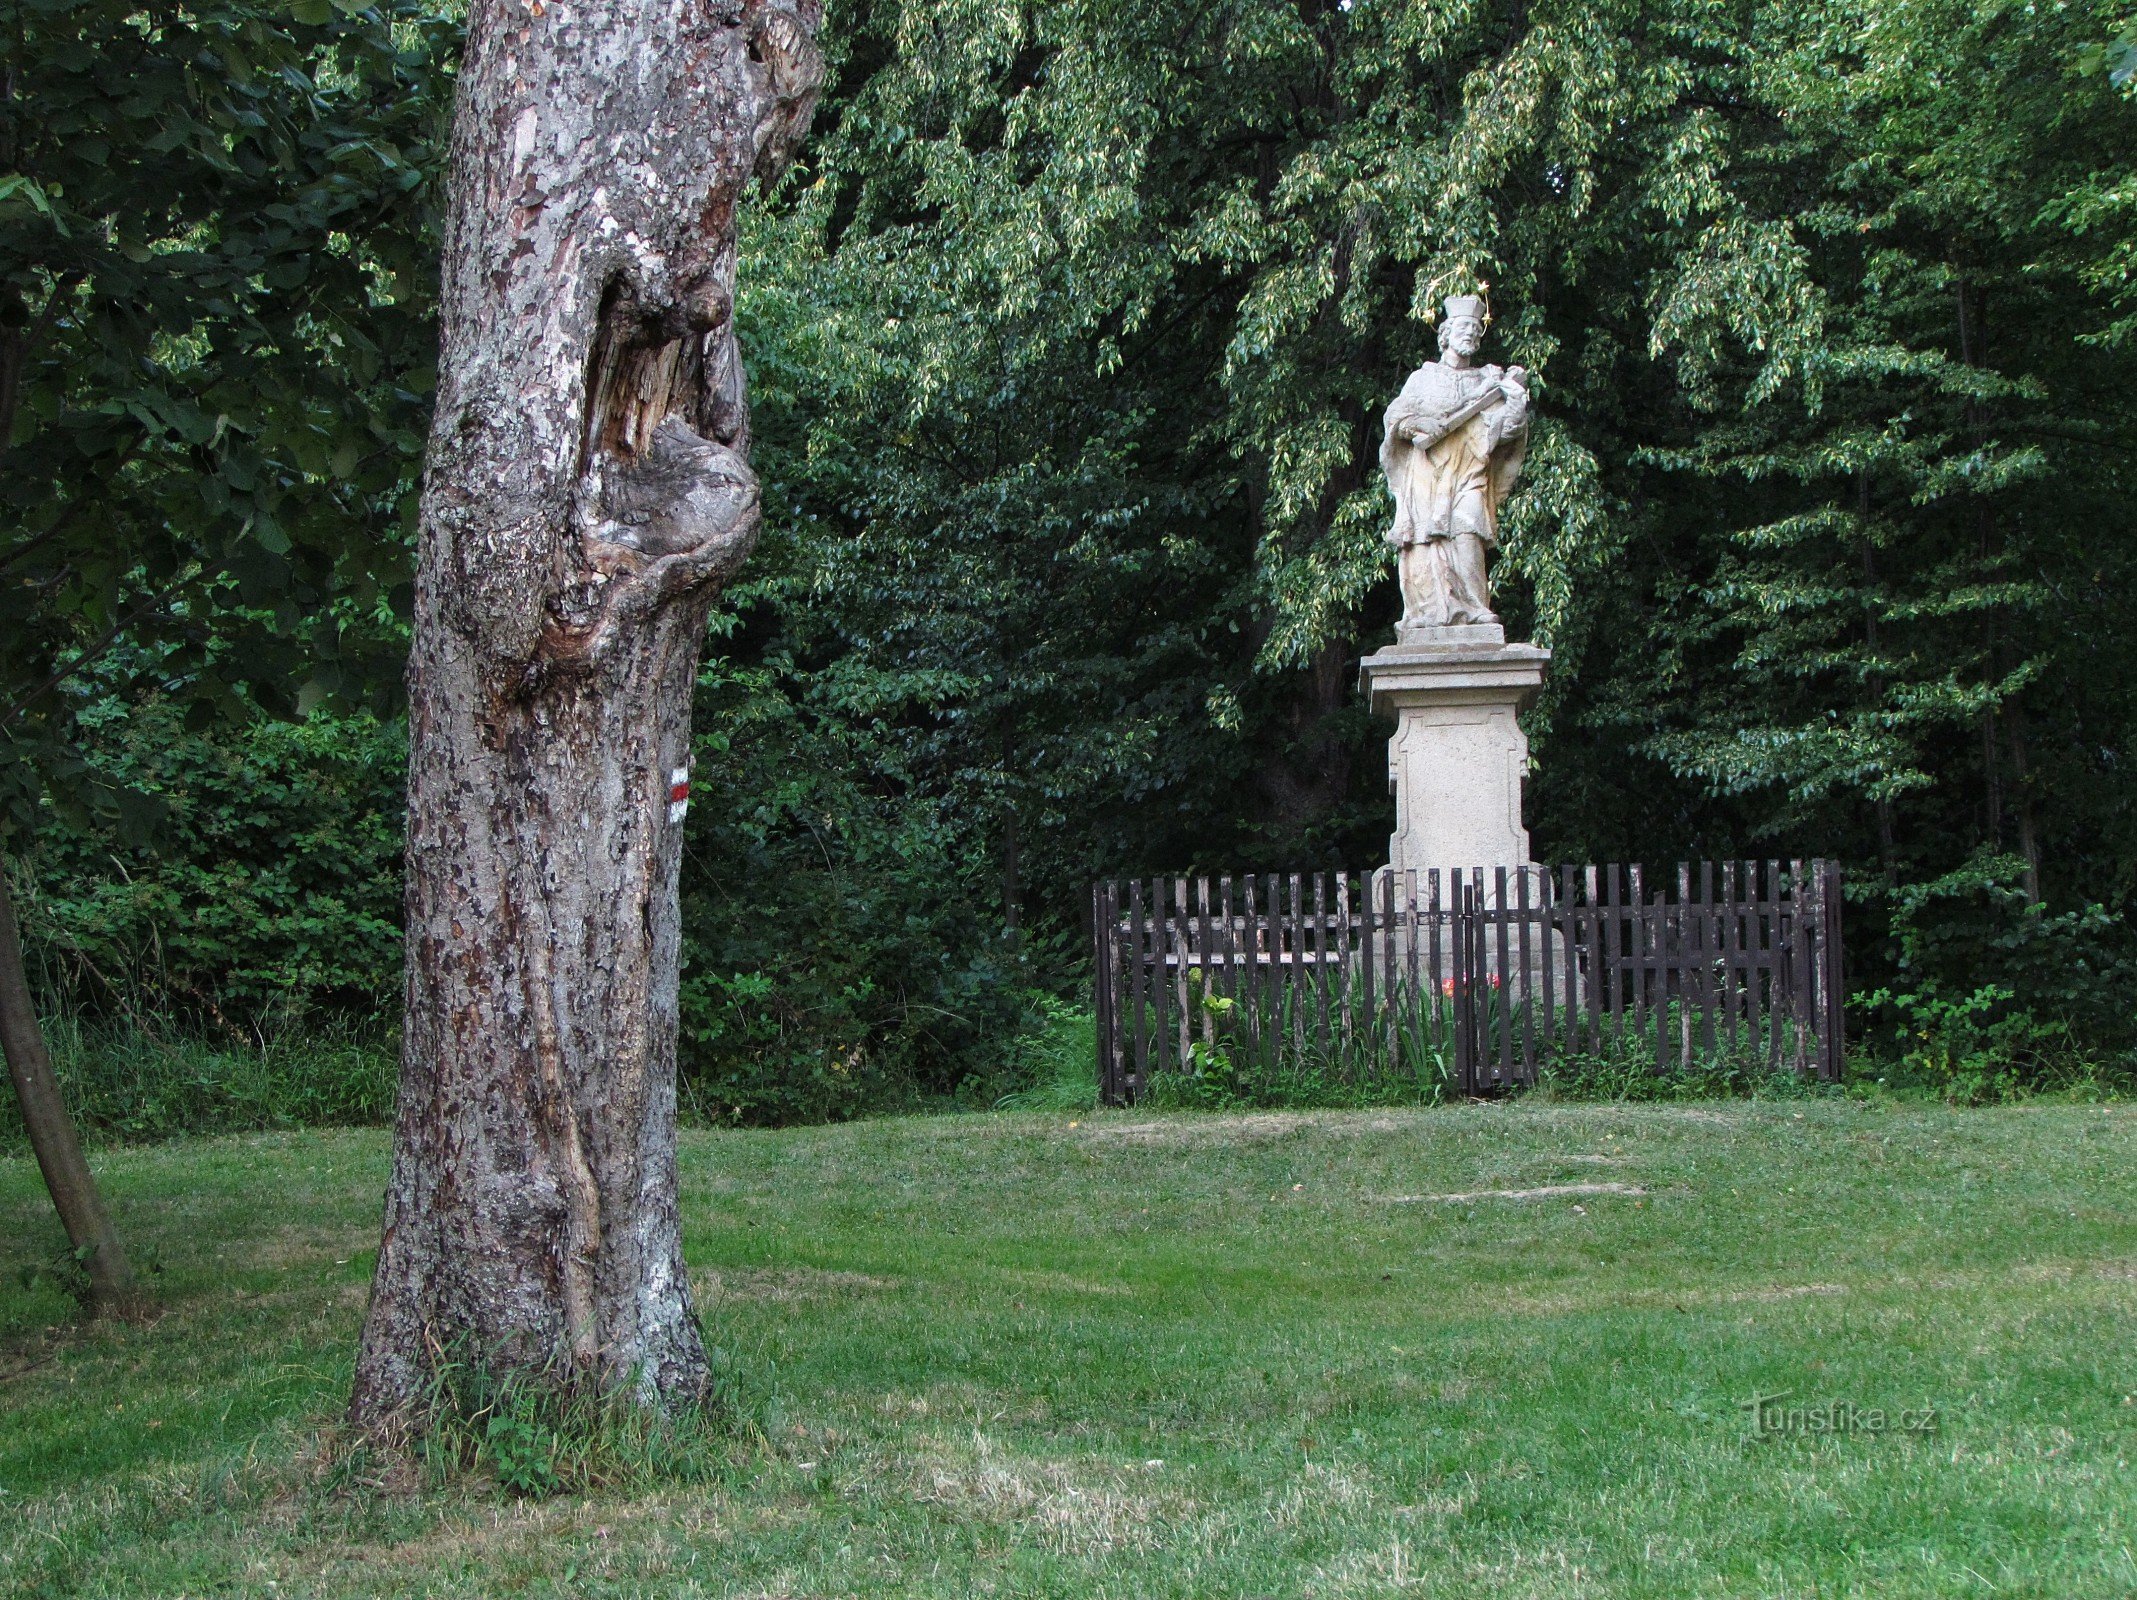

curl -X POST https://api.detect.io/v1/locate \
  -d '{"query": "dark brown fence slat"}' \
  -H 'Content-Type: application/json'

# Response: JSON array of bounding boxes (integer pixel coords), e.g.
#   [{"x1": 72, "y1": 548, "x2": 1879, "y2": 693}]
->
[
  {"x1": 1789, "y1": 858, "x2": 1805, "y2": 1069},
  {"x1": 1334, "y1": 873, "x2": 1353, "y2": 1052},
  {"x1": 1283, "y1": 873, "x2": 1302, "y2": 1066},
  {"x1": 1764, "y1": 860, "x2": 1784, "y2": 1071},
  {"x1": 1787, "y1": 858, "x2": 1808, "y2": 1075},
  {"x1": 1697, "y1": 861, "x2": 1716, "y2": 1057},
  {"x1": 1403, "y1": 869, "x2": 1422, "y2": 1068},
  {"x1": 1563, "y1": 868, "x2": 1580, "y2": 1056},
  {"x1": 1744, "y1": 859, "x2": 1762, "y2": 1042},
  {"x1": 1720, "y1": 861, "x2": 1739, "y2": 1056},
  {"x1": 1358, "y1": 872, "x2": 1378, "y2": 1079},
  {"x1": 1251, "y1": 872, "x2": 1268, "y2": 1073},
  {"x1": 1517, "y1": 865, "x2": 1537, "y2": 1080},
  {"x1": 1092, "y1": 881, "x2": 1111, "y2": 1102},
  {"x1": 1379, "y1": 870, "x2": 1399, "y2": 1070},
  {"x1": 1310, "y1": 872, "x2": 1330, "y2": 1060},
  {"x1": 1550, "y1": 869, "x2": 1563, "y2": 1061},
  {"x1": 1643, "y1": 882, "x2": 1657, "y2": 1067},
  {"x1": 1127, "y1": 879, "x2": 1149, "y2": 1095},
  {"x1": 1090, "y1": 858, "x2": 1841, "y2": 1102},
  {"x1": 1154, "y1": 879, "x2": 1172, "y2": 1086},
  {"x1": 1452, "y1": 874, "x2": 1473, "y2": 1094},
  {"x1": 1256, "y1": 875, "x2": 1273, "y2": 1072},
  {"x1": 1198, "y1": 871, "x2": 1214, "y2": 1053},
  {"x1": 1168, "y1": 877, "x2": 1187, "y2": 1071},
  {"x1": 1576, "y1": 865, "x2": 1594, "y2": 1054},
  {"x1": 1259, "y1": 871, "x2": 1275, "y2": 1055},
  {"x1": 1426, "y1": 870, "x2": 1445, "y2": 1060},
  {"x1": 1746, "y1": 862, "x2": 1762, "y2": 1068},
  {"x1": 1488, "y1": 867, "x2": 1509, "y2": 1085},
  {"x1": 1214, "y1": 875, "x2": 1235, "y2": 1068},
  {"x1": 1821, "y1": 860, "x2": 1846, "y2": 1081},
  {"x1": 1735, "y1": 861, "x2": 1752, "y2": 1060},
  {"x1": 1675, "y1": 863, "x2": 1692, "y2": 1065},
  {"x1": 1094, "y1": 880, "x2": 1128, "y2": 1102},
  {"x1": 1260, "y1": 873, "x2": 1280, "y2": 1071}
]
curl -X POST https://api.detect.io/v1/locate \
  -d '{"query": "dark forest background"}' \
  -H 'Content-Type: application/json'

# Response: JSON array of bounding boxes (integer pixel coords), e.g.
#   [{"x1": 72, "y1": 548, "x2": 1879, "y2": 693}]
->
[{"x1": 8, "y1": 0, "x2": 2137, "y2": 1125}]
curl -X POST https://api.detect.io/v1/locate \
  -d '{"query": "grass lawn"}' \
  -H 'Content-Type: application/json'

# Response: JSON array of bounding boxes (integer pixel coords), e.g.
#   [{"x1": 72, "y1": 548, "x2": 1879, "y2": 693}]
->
[{"x1": 3, "y1": 1100, "x2": 2134, "y2": 1598}]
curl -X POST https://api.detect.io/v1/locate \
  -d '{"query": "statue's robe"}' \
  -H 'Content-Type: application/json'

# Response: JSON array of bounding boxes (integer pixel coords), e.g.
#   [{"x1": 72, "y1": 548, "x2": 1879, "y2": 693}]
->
[{"x1": 1381, "y1": 359, "x2": 1528, "y2": 627}]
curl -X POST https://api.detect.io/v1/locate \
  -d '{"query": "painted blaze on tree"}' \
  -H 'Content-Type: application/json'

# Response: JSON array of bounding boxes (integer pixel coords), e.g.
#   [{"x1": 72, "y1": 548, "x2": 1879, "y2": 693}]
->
[{"x1": 350, "y1": 0, "x2": 822, "y2": 1425}]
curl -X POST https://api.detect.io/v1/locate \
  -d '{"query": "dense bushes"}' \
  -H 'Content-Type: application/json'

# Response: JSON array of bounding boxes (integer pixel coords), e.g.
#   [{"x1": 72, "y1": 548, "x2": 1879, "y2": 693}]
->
[
  {"x1": 12, "y1": 677, "x2": 1064, "y2": 1132},
  {"x1": 0, "y1": 1019, "x2": 396, "y2": 1150},
  {"x1": 671, "y1": 652, "x2": 1064, "y2": 1123},
  {"x1": 16, "y1": 702, "x2": 406, "y2": 1028}
]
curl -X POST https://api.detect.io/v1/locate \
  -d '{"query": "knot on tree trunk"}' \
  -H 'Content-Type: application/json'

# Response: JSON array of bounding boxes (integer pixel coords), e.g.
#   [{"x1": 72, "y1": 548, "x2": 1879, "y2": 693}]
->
[{"x1": 354, "y1": 0, "x2": 823, "y2": 1435}]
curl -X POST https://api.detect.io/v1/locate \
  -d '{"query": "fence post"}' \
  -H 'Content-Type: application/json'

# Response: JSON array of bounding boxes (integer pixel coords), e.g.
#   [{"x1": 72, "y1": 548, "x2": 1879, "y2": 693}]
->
[
  {"x1": 1820, "y1": 860, "x2": 1846, "y2": 1081},
  {"x1": 1453, "y1": 876, "x2": 1475, "y2": 1097},
  {"x1": 1092, "y1": 881, "x2": 1119, "y2": 1105}
]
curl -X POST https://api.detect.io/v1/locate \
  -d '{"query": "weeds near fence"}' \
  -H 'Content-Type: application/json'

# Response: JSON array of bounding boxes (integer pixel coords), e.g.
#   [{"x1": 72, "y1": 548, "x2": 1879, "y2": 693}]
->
[
  {"x1": 1129, "y1": 977, "x2": 1824, "y2": 1110},
  {"x1": 0, "y1": 1015, "x2": 397, "y2": 1152},
  {"x1": 993, "y1": 994, "x2": 1101, "y2": 1111}
]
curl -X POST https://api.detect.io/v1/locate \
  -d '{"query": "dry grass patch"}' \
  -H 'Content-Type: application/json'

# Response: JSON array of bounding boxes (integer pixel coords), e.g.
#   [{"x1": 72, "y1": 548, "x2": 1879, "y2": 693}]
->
[
  {"x1": 694, "y1": 1267, "x2": 897, "y2": 1304},
  {"x1": 1386, "y1": 1181, "x2": 1649, "y2": 1204},
  {"x1": 907, "y1": 1431, "x2": 1181, "y2": 1557}
]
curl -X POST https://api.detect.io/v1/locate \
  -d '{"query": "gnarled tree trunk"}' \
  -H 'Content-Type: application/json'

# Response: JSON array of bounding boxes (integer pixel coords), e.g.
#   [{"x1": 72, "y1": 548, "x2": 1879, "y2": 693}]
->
[{"x1": 350, "y1": 0, "x2": 821, "y2": 1426}]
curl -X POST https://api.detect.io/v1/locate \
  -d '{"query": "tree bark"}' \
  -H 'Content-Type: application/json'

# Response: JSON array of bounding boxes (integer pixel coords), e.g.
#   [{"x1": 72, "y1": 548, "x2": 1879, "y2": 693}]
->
[
  {"x1": 0, "y1": 861, "x2": 141, "y2": 1317},
  {"x1": 350, "y1": 0, "x2": 821, "y2": 1427}
]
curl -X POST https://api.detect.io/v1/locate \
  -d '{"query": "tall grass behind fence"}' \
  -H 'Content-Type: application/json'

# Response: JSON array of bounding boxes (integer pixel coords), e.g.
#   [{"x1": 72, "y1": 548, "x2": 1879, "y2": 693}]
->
[{"x1": 1092, "y1": 862, "x2": 1844, "y2": 1104}]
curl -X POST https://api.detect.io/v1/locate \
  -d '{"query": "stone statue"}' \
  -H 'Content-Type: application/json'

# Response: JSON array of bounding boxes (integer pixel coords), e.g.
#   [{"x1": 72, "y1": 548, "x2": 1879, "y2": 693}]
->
[{"x1": 1380, "y1": 295, "x2": 1530, "y2": 633}]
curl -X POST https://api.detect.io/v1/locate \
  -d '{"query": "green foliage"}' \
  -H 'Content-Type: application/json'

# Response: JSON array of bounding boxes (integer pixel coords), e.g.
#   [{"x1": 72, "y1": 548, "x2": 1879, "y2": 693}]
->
[
  {"x1": 15, "y1": 701, "x2": 406, "y2": 1025},
  {"x1": 18, "y1": 0, "x2": 2137, "y2": 1127},
  {"x1": 1, "y1": 0, "x2": 450, "y2": 842},
  {"x1": 0, "y1": 1018, "x2": 395, "y2": 1152},
  {"x1": 673, "y1": 649, "x2": 1069, "y2": 1122},
  {"x1": 14, "y1": 679, "x2": 1077, "y2": 1133},
  {"x1": 990, "y1": 996, "x2": 1099, "y2": 1111},
  {"x1": 1136, "y1": 981, "x2": 1829, "y2": 1110},
  {"x1": 751, "y1": 0, "x2": 2137, "y2": 1065},
  {"x1": 1862, "y1": 984, "x2": 2041, "y2": 1106},
  {"x1": 1533, "y1": 1030, "x2": 1825, "y2": 1104},
  {"x1": 1852, "y1": 852, "x2": 2137, "y2": 1101}
]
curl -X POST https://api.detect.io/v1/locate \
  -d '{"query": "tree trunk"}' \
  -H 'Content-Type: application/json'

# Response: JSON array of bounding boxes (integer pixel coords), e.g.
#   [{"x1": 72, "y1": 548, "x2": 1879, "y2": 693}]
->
[
  {"x1": 0, "y1": 861, "x2": 140, "y2": 1317},
  {"x1": 349, "y1": 0, "x2": 821, "y2": 1428}
]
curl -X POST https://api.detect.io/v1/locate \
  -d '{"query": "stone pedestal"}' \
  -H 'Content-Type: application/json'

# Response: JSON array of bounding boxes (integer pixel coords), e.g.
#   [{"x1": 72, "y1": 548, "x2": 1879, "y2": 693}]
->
[{"x1": 1358, "y1": 622, "x2": 1550, "y2": 881}]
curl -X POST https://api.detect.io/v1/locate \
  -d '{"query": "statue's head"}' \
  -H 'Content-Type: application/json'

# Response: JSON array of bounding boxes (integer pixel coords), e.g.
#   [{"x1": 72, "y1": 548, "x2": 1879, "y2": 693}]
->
[{"x1": 1437, "y1": 294, "x2": 1487, "y2": 360}]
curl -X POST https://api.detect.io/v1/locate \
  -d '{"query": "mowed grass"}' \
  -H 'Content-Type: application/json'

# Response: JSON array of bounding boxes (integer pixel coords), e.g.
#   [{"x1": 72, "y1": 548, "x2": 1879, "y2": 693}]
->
[{"x1": 3, "y1": 1102, "x2": 2135, "y2": 1598}]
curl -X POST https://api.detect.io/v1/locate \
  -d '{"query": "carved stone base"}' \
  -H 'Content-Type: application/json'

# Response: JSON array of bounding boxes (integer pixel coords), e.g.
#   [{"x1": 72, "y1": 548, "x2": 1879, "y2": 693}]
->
[
  {"x1": 1395, "y1": 618, "x2": 1505, "y2": 649},
  {"x1": 1359, "y1": 632, "x2": 1550, "y2": 881}
]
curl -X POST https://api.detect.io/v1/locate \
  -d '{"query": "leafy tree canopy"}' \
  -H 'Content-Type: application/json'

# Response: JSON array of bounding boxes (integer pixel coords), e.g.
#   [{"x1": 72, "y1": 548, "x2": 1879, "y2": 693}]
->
[
  {"x1": 16, "y1": 0, "x2": 2137, "y2": 1101},
  {"x1": 0, "y1": 0, "x2": 452, "y2": 842}
]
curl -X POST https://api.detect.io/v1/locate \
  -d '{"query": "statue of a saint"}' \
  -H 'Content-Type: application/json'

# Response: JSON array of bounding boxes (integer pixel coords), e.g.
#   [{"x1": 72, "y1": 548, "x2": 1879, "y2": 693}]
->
[{"x1": 1381, "y1": 295, "x2": 1529, "y2": 632}]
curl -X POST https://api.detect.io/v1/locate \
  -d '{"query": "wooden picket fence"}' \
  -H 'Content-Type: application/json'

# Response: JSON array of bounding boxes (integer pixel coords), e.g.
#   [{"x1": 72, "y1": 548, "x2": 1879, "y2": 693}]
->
[{"x1": 1091, "y1": 861, "x2": 1845, "y2": 1104}]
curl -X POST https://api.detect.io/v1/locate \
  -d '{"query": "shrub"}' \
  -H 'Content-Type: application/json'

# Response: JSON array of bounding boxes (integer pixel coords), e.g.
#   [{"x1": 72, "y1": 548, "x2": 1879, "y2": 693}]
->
[{"x1": 17, "y1": 700, "x2": 405, "y2": 1030}]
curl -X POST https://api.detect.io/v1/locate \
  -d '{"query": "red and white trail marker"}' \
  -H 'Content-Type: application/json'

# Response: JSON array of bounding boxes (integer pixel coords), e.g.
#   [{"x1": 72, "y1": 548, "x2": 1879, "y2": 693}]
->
[{"x1": 667, "y1": 767, "x2": 691, "y2": 825}]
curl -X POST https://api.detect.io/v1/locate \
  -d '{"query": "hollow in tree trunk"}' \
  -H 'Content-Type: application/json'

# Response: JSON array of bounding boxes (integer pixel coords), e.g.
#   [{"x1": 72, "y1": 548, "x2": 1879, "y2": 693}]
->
[{"x1": 349, "y1": 0, "x2": 821, "y2": 1428}]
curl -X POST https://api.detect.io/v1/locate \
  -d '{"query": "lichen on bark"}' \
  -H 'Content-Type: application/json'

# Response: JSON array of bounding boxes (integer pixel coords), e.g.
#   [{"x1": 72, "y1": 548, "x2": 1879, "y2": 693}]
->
[{"x1": 350, "y1": 0, "x2": 822, "y2": 1429}]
